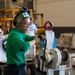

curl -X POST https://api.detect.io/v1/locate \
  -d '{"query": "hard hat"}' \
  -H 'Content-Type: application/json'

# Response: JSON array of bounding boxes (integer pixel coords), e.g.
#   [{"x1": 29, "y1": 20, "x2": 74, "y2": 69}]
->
[{"x1": 13, "y1": 6, "x2": 30, "y2": 27}]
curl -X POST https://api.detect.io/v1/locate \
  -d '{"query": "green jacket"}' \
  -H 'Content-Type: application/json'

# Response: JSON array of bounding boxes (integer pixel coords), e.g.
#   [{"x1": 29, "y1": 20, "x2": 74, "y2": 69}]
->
[{"x1": 6, "y1": 28, "x2": 35, "y2": 65}]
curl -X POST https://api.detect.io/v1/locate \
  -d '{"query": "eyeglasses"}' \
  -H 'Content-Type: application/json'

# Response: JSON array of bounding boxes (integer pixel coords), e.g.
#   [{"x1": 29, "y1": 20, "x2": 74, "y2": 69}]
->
[{"x1": 21, "y1": 22, "x2": 30, "y2": 26}]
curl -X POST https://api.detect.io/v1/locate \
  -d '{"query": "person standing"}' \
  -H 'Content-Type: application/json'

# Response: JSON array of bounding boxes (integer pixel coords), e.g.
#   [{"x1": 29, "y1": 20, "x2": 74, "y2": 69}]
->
[
  {"x1": 26, "y1": 17, "x2": 37, "y2": 36},
  {"x1": 26, "y1": 17, "x2": 37, "y2": 56},
  {"x1": 4, "y1": 6, "x2": 36, "y2": 75}
]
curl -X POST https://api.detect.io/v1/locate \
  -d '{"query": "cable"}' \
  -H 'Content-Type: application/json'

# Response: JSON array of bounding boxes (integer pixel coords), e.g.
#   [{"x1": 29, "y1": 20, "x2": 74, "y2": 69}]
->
[{"x1": 41, "y1": 39, "x2": 47, "y2": 75}]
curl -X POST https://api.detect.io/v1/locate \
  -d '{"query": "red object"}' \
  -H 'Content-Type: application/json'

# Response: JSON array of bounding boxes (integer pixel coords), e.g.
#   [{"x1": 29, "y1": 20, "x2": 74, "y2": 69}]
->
[
  {"x1": 0, "y1": 62, "x2": 2, "y2": 64},
  {"x1": 44, "y1": 21, "x2": 53, "y2": 30},
  {"x1": 0, "y1": 62, "x2": 6, "y2": 65},
  {"x1": 72, "y1": 65, "x2": 75, "y2": 68}
]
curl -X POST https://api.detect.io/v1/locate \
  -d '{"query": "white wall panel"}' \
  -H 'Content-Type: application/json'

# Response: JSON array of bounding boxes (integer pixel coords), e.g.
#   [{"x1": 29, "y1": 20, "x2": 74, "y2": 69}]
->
[{"x1": 35, "y1": 0, "x2": 75, "y2": 27}]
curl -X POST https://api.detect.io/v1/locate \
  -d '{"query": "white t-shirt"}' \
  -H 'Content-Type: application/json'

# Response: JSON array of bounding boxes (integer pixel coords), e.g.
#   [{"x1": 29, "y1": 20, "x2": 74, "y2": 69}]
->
[
  {"x1": 26, "y1": 24, "x2": 37, "y2": 36},
  {"x1": 26, "y1": 24, "x2": 37, "y2": 56}
]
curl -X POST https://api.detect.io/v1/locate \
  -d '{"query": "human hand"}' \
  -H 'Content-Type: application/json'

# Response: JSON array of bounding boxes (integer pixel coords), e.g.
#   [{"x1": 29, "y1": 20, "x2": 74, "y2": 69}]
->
[
  {"x1": 29, "y1": 39, "x2": 36, "y2": 47},
  {"x1": 35, "y1": 37, "x2": 40, "y2": 44},
  {"x1": 38, "y1": 34, "x2": 46, "y2": 40}
]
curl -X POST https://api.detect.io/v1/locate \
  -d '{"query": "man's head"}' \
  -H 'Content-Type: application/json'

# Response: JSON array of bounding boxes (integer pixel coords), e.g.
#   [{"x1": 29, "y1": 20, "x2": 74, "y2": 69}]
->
[
  {"x1": 13, "y1": 6, "x2": 31, "y2": 32},
  {"x1": 30, "y1": 17, "x2": 34, "y2": 24}
]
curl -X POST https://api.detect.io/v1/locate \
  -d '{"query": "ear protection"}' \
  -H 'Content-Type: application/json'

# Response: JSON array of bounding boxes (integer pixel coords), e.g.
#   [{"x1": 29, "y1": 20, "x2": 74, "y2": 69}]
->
[
  {"x1": 13, "y1": 12, "x2": 20, "y2": 27},
  {"x1": 13, "y1": 6, "x2": 30, "y2": 27}
]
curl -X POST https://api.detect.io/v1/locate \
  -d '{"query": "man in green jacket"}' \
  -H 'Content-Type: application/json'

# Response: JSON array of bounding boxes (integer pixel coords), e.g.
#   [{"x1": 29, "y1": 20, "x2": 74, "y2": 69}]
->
[{"x1": 4, "y1": 6, "x2": 36, "y2": 75}]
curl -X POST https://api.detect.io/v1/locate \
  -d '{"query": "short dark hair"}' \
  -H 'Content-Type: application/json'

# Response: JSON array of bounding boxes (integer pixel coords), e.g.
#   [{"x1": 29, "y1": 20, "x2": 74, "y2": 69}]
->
[{"x1": 30, "y1": 17, "x2": 34, "y2": 20}]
